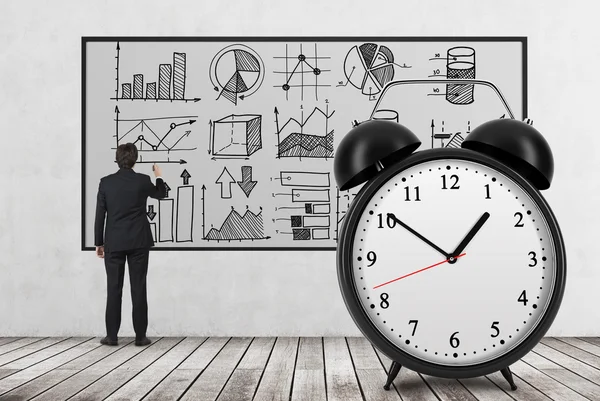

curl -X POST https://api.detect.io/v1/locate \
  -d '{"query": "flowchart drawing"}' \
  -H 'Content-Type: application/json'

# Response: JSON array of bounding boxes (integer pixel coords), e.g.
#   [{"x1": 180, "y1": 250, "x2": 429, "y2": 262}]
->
[
  {"x1": 273, "y1": 43, "x2": 331, "y2": 101},
  {"x1": 210, "y1": 44, "x2": 264, "y2": 105},
  {"x1": 275, "y1": 106, "x2": 334, "y2": 159},
  {"x1": 210, "y1": 114, "x2": 262, "y2": 158}
]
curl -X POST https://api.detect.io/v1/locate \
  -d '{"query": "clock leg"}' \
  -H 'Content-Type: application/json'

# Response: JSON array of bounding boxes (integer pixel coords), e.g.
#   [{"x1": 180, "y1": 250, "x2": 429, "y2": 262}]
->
[
  {"x1": 383, "y1": 361, "x2": 402, "y2": 390},
  {"x1": 500, "y1": 366, "x2": 518, "y2": 391}
]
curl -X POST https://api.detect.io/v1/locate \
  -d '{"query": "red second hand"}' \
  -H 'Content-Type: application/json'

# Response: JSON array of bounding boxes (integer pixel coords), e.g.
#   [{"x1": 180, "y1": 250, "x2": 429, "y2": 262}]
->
[{"x1": 373, "y1": 253, "x2": 467, "y2": 289}]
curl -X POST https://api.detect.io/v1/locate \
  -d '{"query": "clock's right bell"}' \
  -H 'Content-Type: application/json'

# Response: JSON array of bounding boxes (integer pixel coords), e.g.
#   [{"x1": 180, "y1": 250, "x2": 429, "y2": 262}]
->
[{"x1": 461, "y1": 119, "x2": 554, "y2": 190}]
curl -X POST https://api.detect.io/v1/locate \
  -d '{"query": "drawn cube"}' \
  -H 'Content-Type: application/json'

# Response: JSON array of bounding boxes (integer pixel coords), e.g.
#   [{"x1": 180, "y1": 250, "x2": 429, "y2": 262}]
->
[{"x1": 212, "y1": 114, "x2": 262, "y2": 157}]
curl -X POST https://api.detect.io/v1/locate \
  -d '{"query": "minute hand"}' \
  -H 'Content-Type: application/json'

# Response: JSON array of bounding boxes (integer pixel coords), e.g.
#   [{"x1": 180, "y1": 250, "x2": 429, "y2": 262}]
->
[
  {"x1": 450, "y1": 212, "x2": 490, "y2": 257},
  {"x1": 387, "y1": 213, "x2": 450, "y2": 259}
]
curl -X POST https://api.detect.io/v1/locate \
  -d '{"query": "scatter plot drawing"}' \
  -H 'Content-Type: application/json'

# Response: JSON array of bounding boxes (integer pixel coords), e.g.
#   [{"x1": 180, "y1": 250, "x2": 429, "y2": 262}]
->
[
  {"x1": 446, "y1": 46, "x2": 476, "y2": 105},
  {"x1": 113, "y1": 106, "x2": 197, "y2": 164},
  {"x1": 273, "y1": 43, "x2": 331, "y2": 101},
  {"x1": 275, "y1": 106, "x2": 334, "y2": 159},
  {"x1": 210, "y1": 44, "x2": 264, "y2": 105},
  {"x1": 203, "y1": 206, "x2": 269, "y2": 241},
  {"x1": 209, "y1": 114, "x2": 262, "y2": 158},
  {"x1": 341, "y1": 43, "x2": 402, "y2": 97}
]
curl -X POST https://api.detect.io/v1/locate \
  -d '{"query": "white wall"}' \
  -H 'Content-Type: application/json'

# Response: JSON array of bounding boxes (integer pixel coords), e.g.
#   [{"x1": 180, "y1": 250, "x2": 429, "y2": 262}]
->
[{"x1": 0, "y1": 0, "x2": 596, "y2": 336}]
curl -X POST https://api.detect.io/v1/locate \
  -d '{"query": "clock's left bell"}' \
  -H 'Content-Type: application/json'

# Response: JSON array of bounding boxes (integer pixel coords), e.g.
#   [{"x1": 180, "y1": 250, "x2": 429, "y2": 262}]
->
[{"x1": 334, "y1": 119, "x2": 421, "y2": 191}]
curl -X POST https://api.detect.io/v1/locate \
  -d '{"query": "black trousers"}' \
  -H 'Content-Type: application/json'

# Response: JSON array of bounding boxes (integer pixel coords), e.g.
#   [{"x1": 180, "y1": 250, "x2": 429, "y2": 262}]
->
[{"x1": 104, "y1": 247, "x2": 149, "y2": 340}]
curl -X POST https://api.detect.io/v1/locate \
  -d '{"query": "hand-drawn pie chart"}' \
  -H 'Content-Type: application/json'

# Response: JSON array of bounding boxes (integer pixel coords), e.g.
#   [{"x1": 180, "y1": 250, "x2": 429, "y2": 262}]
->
[
  {"x1": 209, "y1": 44, "x2": 264, "y2": 105},
  {"x1": 343, "y1": 43, "x2": 395, "y2": 96}
]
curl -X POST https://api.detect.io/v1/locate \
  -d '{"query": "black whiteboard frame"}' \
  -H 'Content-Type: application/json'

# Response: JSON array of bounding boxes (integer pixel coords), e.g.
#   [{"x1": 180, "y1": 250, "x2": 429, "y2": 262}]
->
[{"x1": 82, "y1": 36, "x2": 528, "y2": 251}]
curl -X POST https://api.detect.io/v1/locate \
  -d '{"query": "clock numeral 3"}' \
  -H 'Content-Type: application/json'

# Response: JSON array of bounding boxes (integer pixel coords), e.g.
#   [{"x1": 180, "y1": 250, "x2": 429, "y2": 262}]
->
[
  {"x1": 450, "y1": 331, "x2": 460, "y2": 348},
  {"x1": 377, "y1": 213, "x2": 397, "y2": 229},
  {"x1": 518, "y1": 290, "x2": 528, "y2": 306},
  {"x1": 408, "y1": 320, "x2": 418, "y2": 336},
  {"x1": 528, "y1": 251, "x2": 537, "y2": 267},
  {"x1": 490, "y1": 321, "x2": 500, "y2": 338},
  {"x1": 380, "y1": 293, "x2": 390, "y2": 309},
  {"x1": 514, "y1": 212, "x2": 524, "y2": 227},
  {"x1": 404, "y1": 186, "x2": 421, "y2": 201},
  {"x1": 441, "y1": 174, "x2": 460, "y2": 190},
  {"x1": 366, "y1": 251, "x2": 377, "y2": 267}
]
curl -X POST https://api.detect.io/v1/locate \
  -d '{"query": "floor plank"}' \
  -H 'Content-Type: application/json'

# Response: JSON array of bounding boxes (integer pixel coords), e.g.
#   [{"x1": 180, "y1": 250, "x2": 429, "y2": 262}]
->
[
  {"x1": 323, "y1": 337, "x2": 362, "y2": 401},
  {"x1": 541, "y1": 337, "x2": 600, "y2": 369},
  {"x1": 486, "y1": 370, "x2": 553, "y2": 401},
  {"x1": 253, "y1": 337, "x2": 299, "y2": 401},
  {"x1": 0, "y1": 338, "x2": 40, "y2": 356},
  {"x1": 68, "y1": 338, "x2": 180, "y2": 401},
  {"x1": 533, "y1": 342, "x2": 600, "y2": 383},
  {"x1": 458, "y1": 376, "x2": 515, "y2": 401},
  {"x1": 104, "y1": 337, "x2": 202, "y2": 401},
  {"x1": 143, "y1": 337, "x2": 229, "y2": 401},
  {"x1": 179, "y1": 337, "x2": 253, "y2": 401},
  {"x1": 522, "y1": 349, "x2": 600, "y2": 401},
  {"x1": 216, "y1": 337, "x2": 276, "y2": 401},
  {"x1": 291, "y1": 337, "x2": 326, "y2": 401},
  {"x1": 0, "y1": 338, "x2": 67, "y2": 367},
  {"x1": 0, "y1": 339, "x2": 21, "y2": 348},
  {"x1": 558, "y1": 337, "x2": 600, "y2": 357}
]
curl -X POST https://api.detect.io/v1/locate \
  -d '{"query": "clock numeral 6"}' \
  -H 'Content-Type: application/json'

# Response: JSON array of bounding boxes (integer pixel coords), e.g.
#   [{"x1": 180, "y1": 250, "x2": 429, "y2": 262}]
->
[
  {"x1": 518, "y1": 290, "x2": 528, "y2": 306},
  {"x1": 404, "y1": 186, "x2": 421, "y2": 201},
  {"x1": 408, "y1": 320, "x2": 418, "y2": 336},
  {"x1": 377, "y1": 213, "x2": 397, "y2": 229},
  {"x1": 366, "y1": 251, "x2": 377, "y2": 267},
  {"x1": 514, "y1": 212, "x2": 525, "y2": 227},
  {"x1": 491, "y1": 321, "x2": 500, "y2": 338},
  {"x1": 450, "y1": 331, "x2": 460, "y2": 348},
  {"x1": 441, "y1": 174, "x2": 460, "y2": 189},
  {"x1": 380, "y1": 293, "x2": 390, "y2": 309}
]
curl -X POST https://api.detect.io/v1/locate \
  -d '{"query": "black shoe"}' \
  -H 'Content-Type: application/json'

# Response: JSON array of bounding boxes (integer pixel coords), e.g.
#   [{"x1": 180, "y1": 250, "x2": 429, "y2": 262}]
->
[
  {"x1": 100, "y1": 337, "x2": 118, "y2": 346},
  {"x1": 135, "y1": 337, "x2": 151, "y2": 346}
]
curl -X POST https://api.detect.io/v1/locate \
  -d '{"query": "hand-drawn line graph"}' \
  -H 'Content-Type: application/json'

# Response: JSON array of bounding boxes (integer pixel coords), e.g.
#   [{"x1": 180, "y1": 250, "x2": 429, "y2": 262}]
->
[
  {"x1": 209, "y1": 114, "x2": 262, "y2": 159},
  {"x1": 113, "y1": 107, "x2": 197, "y2": 164},
  {"x1": 209, "y1": 44, "x2": 264, "y2": 105},
  {"x1": 274, "y1": 106, "x2": 334, "y2": 159},
  {"x1": 340, "y1": 43, "x2": 410, "y2": 97},
  {"x1": 273, "y1": 43, "x2": 331, "y2": 101},
  {"x1": 112, "y1": 42, "x2": 200, "y2": 103},
  {"x1": 274, "y1": 171, "x2": 331, "y2": 241},
  {"x1": 202, "y1": 200, "x2": 270, "y2": 242}
]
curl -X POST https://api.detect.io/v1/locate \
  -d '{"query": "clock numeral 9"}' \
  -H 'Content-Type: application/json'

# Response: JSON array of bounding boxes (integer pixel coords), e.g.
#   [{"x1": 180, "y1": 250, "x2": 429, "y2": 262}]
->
[
  {"x1": 518, "y1": 290, "x2": 528, "y2": 306},
  {"x1": 441, "y1": 174, "x2": 460, "y2": 190},
  {"x1": 514, "y1": 212, "x2": 524, "y2": 227},
  {"x1": 366, "y1": 251, "x2": 377, "y2": 267},
  {"x1": 404, "y1": 186, "x2": 421, "y2": 201},
  {"x1": 450, "y1": 331, "x2": 460, "y2": 348},
  {"x1": 408, "y1": 320, "x2": 418, "y2": 336},
  {"x1": 490, "y1": 321, "x2": 500, "y2": 338},
  {"x1": 528, "y1": 251, "x2": 537, "y2": 267},
  {"x1": 377, "y1": 213, "x2": 397, "y2": 229},
  {"x1": 380, "y1": 293, "x2": 389, "y2": 309}
]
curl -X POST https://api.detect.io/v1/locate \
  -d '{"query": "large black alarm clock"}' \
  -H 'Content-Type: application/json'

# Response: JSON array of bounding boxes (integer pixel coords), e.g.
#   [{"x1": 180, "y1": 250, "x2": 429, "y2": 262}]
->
[{"x1": 334, "y1": 118, "x2": 566, "y2": 391}]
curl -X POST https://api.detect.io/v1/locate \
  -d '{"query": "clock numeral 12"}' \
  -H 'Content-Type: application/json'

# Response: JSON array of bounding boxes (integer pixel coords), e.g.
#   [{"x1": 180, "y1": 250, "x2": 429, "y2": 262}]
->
[
  {"x1": 441, "y1": 174, "x2": 460, "y2": 189},
  {"x1": 404, "y1": 186, "x2": 421, "y2": 201}
]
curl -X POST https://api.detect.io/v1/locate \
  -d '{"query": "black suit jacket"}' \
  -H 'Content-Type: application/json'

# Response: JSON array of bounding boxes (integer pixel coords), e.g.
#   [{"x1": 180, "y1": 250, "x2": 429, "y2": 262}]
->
[{"x1": 94, "y1": 168, "x2": 168, "y2": 251}]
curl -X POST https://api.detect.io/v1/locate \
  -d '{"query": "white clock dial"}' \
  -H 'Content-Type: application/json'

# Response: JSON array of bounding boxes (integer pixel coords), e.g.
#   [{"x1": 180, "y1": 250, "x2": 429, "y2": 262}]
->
[{"x1": 351, "y1": 158, "x2": 557, "y2": 366}]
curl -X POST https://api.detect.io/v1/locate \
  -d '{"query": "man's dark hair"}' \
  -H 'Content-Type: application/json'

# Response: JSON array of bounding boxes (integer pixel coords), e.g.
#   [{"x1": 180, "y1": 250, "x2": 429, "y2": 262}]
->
[{"x1": 116, "y1": 143, "x2": 138, "y2": 169}]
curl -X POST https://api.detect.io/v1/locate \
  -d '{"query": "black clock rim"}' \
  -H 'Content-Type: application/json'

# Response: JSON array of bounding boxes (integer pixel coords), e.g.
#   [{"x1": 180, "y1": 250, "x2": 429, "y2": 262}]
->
[{"x1": 337, "y1": 147, "x2": 567, "y2": 378}]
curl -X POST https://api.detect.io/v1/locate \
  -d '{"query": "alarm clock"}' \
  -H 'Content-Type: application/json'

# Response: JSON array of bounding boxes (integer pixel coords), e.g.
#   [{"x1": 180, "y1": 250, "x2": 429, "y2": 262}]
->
[{"x1": 334, "y1": 118, "x2": 566, "y2": 391}]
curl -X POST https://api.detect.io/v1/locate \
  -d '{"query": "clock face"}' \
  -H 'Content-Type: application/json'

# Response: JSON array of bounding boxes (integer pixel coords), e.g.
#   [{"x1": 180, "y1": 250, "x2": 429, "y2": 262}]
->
[{"x1": 350, "y1": 157, "x2": 557, "y2": 366}]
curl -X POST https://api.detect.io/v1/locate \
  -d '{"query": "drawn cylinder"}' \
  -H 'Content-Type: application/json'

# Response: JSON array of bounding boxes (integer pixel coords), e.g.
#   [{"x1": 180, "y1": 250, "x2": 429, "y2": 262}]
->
[
  {"x1": 446, "y1": 46, "x2": 475, "y2": 105},
  {"x1": 372, "y1": 109, "x2": 399, "y2": 122}
]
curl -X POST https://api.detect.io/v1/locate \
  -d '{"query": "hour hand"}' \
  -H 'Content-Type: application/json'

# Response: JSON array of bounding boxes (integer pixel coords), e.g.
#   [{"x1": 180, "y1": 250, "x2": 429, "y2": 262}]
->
[
  {"x1": 450, "y1": 212, "x2": 490, "y2": 258},
  {"x1": 387, "y1": 213, "x2": 450, "y2": 259}
]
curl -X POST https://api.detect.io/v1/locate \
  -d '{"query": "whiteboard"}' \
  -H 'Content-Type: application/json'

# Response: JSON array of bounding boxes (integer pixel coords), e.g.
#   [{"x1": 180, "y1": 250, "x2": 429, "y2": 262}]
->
[{"x1": 82, "y1": 37, "x2": 526, "y2": 250}]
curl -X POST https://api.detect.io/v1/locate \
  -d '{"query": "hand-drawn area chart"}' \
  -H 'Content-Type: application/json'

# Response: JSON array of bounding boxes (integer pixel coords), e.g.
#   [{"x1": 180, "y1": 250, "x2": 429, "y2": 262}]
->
[{"x1": 83, "y1": 37, "x2": 526, "y2": 250}]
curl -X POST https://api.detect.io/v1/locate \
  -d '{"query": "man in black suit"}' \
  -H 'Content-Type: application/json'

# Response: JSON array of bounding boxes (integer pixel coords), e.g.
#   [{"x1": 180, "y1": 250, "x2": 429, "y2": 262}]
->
[{"x1": 94, "y1": 143, "x2": 168, "y2": 346}]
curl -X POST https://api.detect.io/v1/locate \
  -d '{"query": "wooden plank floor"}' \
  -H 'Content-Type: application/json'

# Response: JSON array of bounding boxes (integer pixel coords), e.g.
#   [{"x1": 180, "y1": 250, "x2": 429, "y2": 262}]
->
[{"x1": 0, "y1": 337, "x2": 598, "y2": 400}]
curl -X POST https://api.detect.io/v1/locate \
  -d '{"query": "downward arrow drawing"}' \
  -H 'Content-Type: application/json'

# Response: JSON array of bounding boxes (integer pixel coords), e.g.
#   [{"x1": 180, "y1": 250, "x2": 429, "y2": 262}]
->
[
  {"x1": 147, "y1": 205, "x2": 156, "y2": 221},
  {"x1": 215, "y1": 167, "x2": 235, "y2": 199},
  {"x1": 237, "y1": 166, "x2": 258, "y2": 198},
  {"x1": 180, "y1": 169, "x2": 191, "y2": 185}
]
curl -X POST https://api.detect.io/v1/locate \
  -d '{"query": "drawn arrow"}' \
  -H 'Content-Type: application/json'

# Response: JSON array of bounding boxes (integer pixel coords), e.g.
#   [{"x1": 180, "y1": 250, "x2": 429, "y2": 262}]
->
[
  {"x1": 237, "y1": 166, "x2": 258, "y2": 198},
  {"x1": 215, "y1": 167, "x2": 236, "y2": 199},
  {"x1": 430, "y1": 119, "x2": 435, "y2": 148},
  {"x1": 165, "y1": 182, "x2": 171, "y2": 197},
  {"x1": 201, "y1": 184, "x2": 206, "y2": 238},
  {"x1": 208, "y1": 120, "x2": 213, "y2": 154},
  {"x1": 274, "y1": 107, "x2": 280, "y2": 133},
  {"x1": 115, "y1": 42, "x2": 120, "y2": 101},
  {"x1": 147, "y1": 205, "x2": 156, "y2": 221},
  {"x1": 181, "y1": 169, "x2": 191, "y2": 185},
  {"x1": 115, "y1": 105, "x2": 120, "y2": 146}
]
